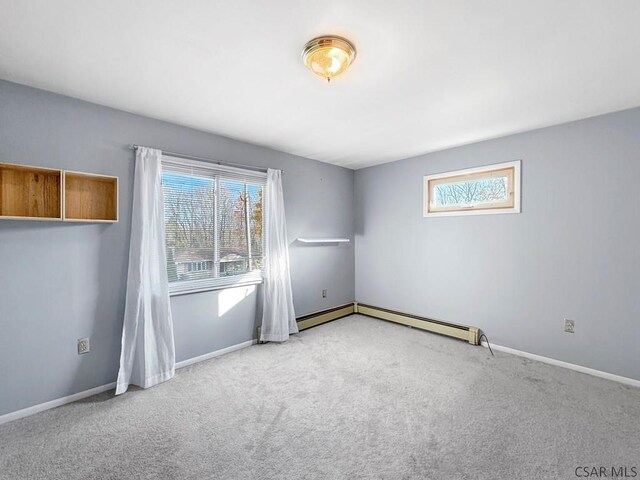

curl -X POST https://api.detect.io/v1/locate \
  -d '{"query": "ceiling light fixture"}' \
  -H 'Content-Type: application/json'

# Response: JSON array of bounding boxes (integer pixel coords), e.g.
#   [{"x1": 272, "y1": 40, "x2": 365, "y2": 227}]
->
[{"x1": 302, "y1": 35, "x2": 356, "y2": 82}]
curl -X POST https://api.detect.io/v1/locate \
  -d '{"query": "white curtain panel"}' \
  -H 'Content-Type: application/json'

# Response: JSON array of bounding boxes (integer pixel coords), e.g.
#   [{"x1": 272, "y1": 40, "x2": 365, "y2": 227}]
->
[
  {"x1": 260, "y1": 169, "x2": 298, "y2": 342},
  {"x1": 116, "y1": 147, "x2": 175, "y2": 395}
]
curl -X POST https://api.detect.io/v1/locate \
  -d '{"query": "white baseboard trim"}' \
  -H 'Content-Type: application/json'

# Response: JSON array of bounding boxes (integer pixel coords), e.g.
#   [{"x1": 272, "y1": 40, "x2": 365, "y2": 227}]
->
[
  {"x1": 175, "y1": 339, "x2": 257, "y2": 369},
  {"x1": 0, "y1": 382, "x2": 117, "y2": 426},
  {"x1": 0, "y1": 339, "x2": 258, "y2": 426},
  {"x1": 481, "y1": 341, "x2": 640, "y2": 388}
]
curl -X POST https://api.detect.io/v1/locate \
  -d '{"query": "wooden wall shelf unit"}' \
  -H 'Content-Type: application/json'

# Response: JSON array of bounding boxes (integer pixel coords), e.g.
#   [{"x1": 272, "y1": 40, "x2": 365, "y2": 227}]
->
[
  {"x1": 0, "y1": 163, "x2": 62, "y2": 220},
  {"x1": 0, "y1": 162, "x2": 118, "y2": 223},
  {"x1": 64, "y1": 171, "x2": 118, "y2": 223}
]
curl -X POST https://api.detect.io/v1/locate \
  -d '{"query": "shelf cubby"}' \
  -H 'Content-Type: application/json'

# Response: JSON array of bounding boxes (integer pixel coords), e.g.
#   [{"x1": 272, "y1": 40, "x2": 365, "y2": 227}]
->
[
  {"x1": 64, "y1": 171, "x2": 118, "y2": 222},
  {"x1": 0, "y1": 163, "x2": 63, "y2": 220}
]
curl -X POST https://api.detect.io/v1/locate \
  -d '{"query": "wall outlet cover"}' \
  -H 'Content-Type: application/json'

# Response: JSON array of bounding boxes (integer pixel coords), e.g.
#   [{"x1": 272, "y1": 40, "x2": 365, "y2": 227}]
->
[
  {"x1": 564, "y1": 319, "x2": 575, "y2": 334},
  {"x1": 77, "y1": 337, "x2": 90, "y2": 354}
]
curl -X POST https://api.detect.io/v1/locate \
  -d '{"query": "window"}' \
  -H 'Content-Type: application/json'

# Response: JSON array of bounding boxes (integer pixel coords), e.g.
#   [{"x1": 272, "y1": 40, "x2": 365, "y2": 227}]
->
[
  {"x1": 161, "y1": 156, "x2": 266, "y2": 294},
  {"x1": 423, "y1": 160, "x2": 520, "y2": 217}
]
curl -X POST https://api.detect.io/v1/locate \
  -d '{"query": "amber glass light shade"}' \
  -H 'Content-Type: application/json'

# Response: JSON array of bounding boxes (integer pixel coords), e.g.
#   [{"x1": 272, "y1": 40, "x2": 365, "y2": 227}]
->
[{"x1": 302, "y1": 36, "x2": 356, "y2": 82}]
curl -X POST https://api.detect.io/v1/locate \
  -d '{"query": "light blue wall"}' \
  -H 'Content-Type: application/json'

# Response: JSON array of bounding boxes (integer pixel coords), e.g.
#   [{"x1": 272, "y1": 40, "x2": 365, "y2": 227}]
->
[
  {"x1": 5, "y1": 77, "x2": 637, "y2": 419},
  {"x1": 355, "y1": 108, "x2": 640, "y2": 381},
  {"x1": 0, "y1": 80, "x2": 355, "y2": 416}
]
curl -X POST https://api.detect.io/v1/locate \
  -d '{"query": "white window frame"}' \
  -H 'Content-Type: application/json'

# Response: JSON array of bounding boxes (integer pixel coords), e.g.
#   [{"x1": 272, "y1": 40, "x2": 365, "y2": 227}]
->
[
  {"x1": 161, "y1": 156, "x2": 267, "y2": 296},
  {"x1": 423, "y1": 160, "x2": 521, "y2": 217}
]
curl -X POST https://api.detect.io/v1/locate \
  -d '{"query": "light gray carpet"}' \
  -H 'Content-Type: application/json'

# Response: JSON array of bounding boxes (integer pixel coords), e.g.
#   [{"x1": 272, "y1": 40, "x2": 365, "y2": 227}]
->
[{"x1": 1, "y1": 315, "x2": 638, "y2": 480}]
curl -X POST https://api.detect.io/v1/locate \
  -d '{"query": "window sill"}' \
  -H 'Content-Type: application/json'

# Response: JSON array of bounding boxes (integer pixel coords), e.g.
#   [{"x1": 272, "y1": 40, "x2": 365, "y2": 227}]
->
[{"x1": 169, "y1": 277, "x2": 263, "y2": 297}]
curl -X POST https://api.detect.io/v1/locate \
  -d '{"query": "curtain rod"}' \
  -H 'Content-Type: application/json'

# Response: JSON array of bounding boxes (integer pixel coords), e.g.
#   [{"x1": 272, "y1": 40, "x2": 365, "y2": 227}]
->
[{"x1": 128, "y1": 144, "x2": 271, "y2": 174}]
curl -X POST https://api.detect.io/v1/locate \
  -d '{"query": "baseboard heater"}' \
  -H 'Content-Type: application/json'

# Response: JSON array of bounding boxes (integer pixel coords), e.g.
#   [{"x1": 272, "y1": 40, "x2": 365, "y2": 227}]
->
[
  {"x1": 296, "y1": 303, "x2": 356, "y2": 331},
  {"x1": 355, "y1": 302, "x2": 480, "y2": 345}
]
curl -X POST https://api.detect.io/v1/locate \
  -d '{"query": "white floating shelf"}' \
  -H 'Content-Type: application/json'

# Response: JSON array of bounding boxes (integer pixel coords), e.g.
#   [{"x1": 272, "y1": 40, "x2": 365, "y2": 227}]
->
[{"x1": 297, "y1": 238, "x2": 350, "y2": 244}]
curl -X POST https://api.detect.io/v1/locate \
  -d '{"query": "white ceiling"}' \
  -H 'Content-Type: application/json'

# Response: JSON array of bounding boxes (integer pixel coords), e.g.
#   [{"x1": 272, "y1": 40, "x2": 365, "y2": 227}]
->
[{"x1": 1, "y1": 1, "x2": 640, "y2": 169}]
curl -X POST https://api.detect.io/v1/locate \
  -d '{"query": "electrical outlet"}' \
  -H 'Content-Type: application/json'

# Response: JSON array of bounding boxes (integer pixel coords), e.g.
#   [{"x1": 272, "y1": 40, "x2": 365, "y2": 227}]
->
[
  {"x1": 322, "y1": 289, "x2": 327, "y2": 298},
  {"x1": 77, "y1": 337, "x2": 90, "y2": 354},
  {"x1": 564, "y1": 319, "x2": 575, "y2": 334}
]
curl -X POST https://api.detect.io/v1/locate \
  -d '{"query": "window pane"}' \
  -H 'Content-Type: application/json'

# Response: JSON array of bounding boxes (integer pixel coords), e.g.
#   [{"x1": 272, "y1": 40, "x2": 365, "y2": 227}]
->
[
  {"x1": 162, "y1": 172, "x2": 216, "y2": 283},
  {"x1": 248, "y1": 184, "x2": 264, "y2": 271},
  {"x1": 432, "y1": 175, "x2": 508, "y2": 207},
  {"x1": 218, "y1": 179, "x2": 264, "y2": 277}
]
